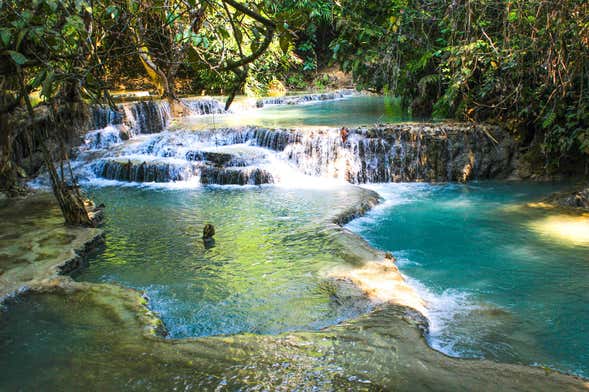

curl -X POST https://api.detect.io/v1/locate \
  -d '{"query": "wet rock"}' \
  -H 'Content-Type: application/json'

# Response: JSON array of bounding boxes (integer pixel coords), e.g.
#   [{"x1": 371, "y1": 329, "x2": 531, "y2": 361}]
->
[
  {"x1": 384, "y1": 252, "x2": 396, "y2": 262},
  {"x1": 203, "y1": 224, "x2": 215, "y2": 239},
  {"x1": 185, "y1": 151, "x2": 234, "y2": 166},
  {"x1": 93, "y1": 158, "x2": 194, "y2": 182},
  {"x1": 543, "y1": 186, "x2": 589, "y2": 209},
  {"x1": 199, "y1": 167, "x2": 274, "y2": 186}
]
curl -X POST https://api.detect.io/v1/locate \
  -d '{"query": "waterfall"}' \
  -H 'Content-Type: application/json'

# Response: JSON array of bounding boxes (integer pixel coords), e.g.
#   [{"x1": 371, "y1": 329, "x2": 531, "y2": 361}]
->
[
  {"x1": 77, "y1": 122, "x2": 514, "y2": 186},
  {"x1": 84, "y1": 125, "x2": 124, "y2": 150},
  {"x1": 181, "y1": 98, "x2": 227, "y2": 116},
  {"x1": 92, "y1": 158, "x2": 197, "y2": 183},
  {"x1": 85, "y1": 100, "x2": 172, "y2": 154},
  {"x1": 122, "y1": 100, "x2": 171, "y2": 135},
  {"x1": 90, "y1": 106, "x2": 123, "y2": 129},
  {"x1": 210, "y1": 125, "x2": 514, "y2": 183},
  {"x1": 89, "y1": 101, "x2": 171, "y2": 135}
]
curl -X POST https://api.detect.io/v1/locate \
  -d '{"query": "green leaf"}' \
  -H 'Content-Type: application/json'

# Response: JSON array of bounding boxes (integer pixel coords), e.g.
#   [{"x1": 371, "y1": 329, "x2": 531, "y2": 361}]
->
[
  {"x1": 7, "y1": 50, "x2": 27, "y2": 65},
  {"x1": 16, "y1": 28, "x2": 28, "y2": 49},
  {"x1": 0, "y1": 29, "x2": 11, "y2": 46}
]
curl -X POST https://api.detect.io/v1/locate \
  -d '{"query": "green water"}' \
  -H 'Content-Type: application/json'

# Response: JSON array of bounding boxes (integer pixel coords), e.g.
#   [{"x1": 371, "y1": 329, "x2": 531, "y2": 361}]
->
[
  {"x1": 75, "y1": 185, "x2": 373, "y2": 338},
  {"x1": 176, "y1": 95, "x2": 411, "y2": 130},
  {"x1": 5, "y1": 290, "x2": 576, "y2": 391},
  {"x1": 2, "y1": 183, "x2": 589, "y2": 390},
  {"x1": 348, "y1": 182, "x2": 589, "y2": 377}
]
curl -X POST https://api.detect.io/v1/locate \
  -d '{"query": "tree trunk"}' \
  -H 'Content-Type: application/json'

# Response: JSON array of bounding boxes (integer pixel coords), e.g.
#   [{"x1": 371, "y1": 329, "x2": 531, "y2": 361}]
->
[
  {"x1": 0, "y1": 111, "x2": 16, "y2": 194},
  {"x1": 40, "y1": 83, "x2": 96, "y2": 226},
  {"x1": 42, "y1": 143, "x2": 94, "y2": 226}
]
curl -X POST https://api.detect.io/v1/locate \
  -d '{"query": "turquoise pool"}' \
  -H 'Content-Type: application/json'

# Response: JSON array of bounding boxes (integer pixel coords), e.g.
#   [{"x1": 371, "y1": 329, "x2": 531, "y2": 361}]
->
[{"x1": 348, "y1": 182, "x2": 589, "y2": 377}]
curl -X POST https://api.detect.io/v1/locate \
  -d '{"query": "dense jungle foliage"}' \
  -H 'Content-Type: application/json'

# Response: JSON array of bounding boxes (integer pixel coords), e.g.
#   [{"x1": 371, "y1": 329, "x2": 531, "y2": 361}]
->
[
  {"x1": 0, "y1": 0, "x2": 588, "y2": 211},
  {"x1": 331, "y1": 0, "x2": 589, "y2": 171}
]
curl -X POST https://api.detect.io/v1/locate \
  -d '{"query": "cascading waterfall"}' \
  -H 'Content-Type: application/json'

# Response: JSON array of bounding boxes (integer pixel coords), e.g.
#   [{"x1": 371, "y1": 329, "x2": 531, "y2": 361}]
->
[
  {"x1": 77, "y1": 123, "x2": 515, "y2": 186},
  {"x1": 84, "y1": 125, "x2": 125, "y2": 150},
  {"x1": 121, "y1": 100, "x2": 171, "y2": 135},
  {"x1": 73, "y1": 93, "x2": 517, "y2": 187},
  {"x1": 90, "y1": 106, "x2": 123, "y2": 129},
  {"x1": 92, "y1": 157, "x2": 196, "y2": 183},
  {"x1": 181, "y1": 98, "x2": 227, "y2": 115},
  {"x1": 83, "y1": 92, "x2": 356, "y2": 152},
  {"x1": 268, "y1": 126, "x2": 514, "y2": 183},
  {"x1": 85, "y1": 100, "x2": 173, "y2": 152}
]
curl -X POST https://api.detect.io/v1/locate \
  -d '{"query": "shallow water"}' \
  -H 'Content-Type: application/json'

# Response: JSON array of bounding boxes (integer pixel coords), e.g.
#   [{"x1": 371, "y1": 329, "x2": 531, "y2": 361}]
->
[
  {"x1": 347, "y1": 182, "x2": 589, "y2": 377},
  {"x1": 75, "y1": 185, "x2": 373, "y2": 338},
  {"x1": 175, "y1": 95, "x2": 411, "y2": 130},
  {"x1": 2, "y1": 183, "x2": 589, "y2": 390}
]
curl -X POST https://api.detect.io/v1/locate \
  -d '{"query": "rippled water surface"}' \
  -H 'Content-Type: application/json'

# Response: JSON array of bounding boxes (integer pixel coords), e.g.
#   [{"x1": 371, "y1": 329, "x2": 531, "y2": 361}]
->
[
  {"x1": 76, "y1": 185, "x2": 372, "y2": 338},
  {"x1": 347, "y1": 182, "x2": 589, "y2": 377}
]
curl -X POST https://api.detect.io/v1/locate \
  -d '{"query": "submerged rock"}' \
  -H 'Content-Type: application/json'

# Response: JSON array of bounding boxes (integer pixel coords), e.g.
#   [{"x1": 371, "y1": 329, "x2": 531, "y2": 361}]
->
[{"x1": 0, "y1": 192, "x2": 103, "y2": 301}]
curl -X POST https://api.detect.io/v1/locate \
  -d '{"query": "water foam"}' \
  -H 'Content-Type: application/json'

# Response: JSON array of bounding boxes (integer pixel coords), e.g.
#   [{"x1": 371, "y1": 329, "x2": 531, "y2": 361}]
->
[{"x1": 403, "y1": 276, "x2": 481, "y2": 358}]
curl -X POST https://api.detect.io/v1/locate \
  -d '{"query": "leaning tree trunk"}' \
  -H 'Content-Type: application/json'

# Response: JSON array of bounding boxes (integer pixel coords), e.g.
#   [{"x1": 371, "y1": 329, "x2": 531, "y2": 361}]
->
[{"x1": 42, "y1": 142, "x2": 94, "y2": 226}]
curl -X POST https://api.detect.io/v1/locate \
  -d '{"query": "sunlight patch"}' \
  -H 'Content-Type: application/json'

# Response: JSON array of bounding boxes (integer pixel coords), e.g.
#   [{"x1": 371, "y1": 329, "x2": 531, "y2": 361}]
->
[{"x1": 529, "y1": 214, "x2": 589, "y2": 246}]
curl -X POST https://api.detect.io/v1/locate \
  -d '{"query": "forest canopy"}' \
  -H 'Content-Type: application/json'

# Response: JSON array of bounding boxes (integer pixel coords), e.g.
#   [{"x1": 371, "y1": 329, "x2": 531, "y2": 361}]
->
[{"x1": 1, "y1": 0, "x2": 588, "y2": 194}]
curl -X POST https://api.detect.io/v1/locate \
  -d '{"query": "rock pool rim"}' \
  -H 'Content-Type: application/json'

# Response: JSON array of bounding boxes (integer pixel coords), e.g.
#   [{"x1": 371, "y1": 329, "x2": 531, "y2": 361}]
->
[{"x1": 1, "y1": 187, "x2": 588, "y2": 386}]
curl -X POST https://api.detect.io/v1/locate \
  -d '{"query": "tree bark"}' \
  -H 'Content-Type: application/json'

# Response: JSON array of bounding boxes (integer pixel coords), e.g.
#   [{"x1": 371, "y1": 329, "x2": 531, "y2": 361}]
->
[
  {"x1": 0, "y1": 117, "x2": 19, "y2": 195},
  {"x1": 42, "y1": 142, "x2": 94, "y2": 226}
]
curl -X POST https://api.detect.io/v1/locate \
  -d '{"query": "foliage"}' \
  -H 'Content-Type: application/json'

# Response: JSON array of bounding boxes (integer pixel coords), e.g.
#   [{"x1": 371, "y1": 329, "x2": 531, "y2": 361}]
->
[
  {"x1": 2, "y1": 0, "x2": 588, "y2": 196},
  {"x1": 331, "y1": 0, "x2": 589, "y2": 169}
]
